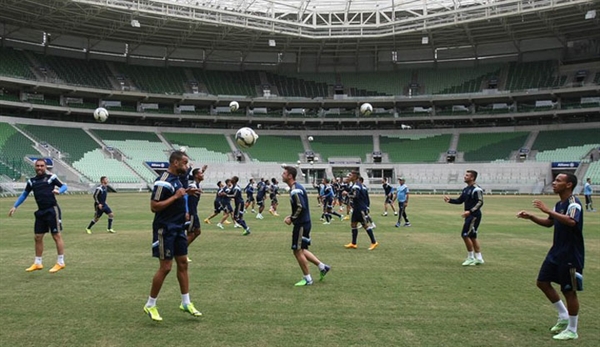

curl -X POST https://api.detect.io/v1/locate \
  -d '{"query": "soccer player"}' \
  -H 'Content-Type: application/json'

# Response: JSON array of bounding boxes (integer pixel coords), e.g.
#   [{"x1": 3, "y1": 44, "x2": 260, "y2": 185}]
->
[
  {"x1": 204, "y1": 181, "x2": 226, "y2": 224},
  {"x1": 186, "y1": 166, "x2": 206, "y2": 262},
  {"x1": 8, "y1": 159, "x2": 68, "y2": 273},
  {"x1": 143, "y1": 150, "x2": 201, "y2": 322},
  {"x1": 255, "y1": 178, "x2": 267, "y2": 219},
  {"x1": 394, "y1": 177, "x2": 411, "y2": 227},
  {"x1": 269, "y1": 177, "x2": 280, "y2": 216},
  {"x1": 214, "y1": 179, "x2": 233, "y2": 229},
  {"x1": 282, "y1": 166, "x2": 331, "y2": 286},
  {"x1": 583, "y1": 178, "x2": 595, "y2": 212},
  {"x1": 86, "y1": 176, "x2": 115, "y2": 234},
  {"x1": 343, "y1": 171, "x2": 379, "y2": 250},
  {"x1": 230, "y1": 176, "x2": 251, "y2": 235},
  {"x1": 443, "y1": 170, "x2": 484, "y2": 266},
  {"x1": 321, "y1": 178, "x2": 343, "y2": 224},
  {"x1": 381, "y1": 177, "x2": 397, "y2": 216},
  {"x1": 517, "y1": 173, "x2": 585, "y2": 341},
  {"x1": 244, "y1": 178, "x2": 256, "y2": 213}
]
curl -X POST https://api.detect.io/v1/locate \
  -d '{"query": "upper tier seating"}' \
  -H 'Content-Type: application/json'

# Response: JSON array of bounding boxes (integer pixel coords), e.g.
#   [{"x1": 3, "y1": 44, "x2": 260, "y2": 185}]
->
[
  {"x1": 505, "y1": 60, "x2": 566, "y2": 91},
  {"x1": 116, "y1": 64, "x2": 187, "y2": 94},
  {"x1": 36, "y1": 54, "x2": 113, "y2": 89},
  {"x1": 0, "y1": 48, "x2": 36, "y2": 80}
]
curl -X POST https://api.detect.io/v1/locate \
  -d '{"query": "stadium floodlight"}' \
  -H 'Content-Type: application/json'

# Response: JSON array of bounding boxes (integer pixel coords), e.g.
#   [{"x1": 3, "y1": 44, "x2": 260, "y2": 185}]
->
[
  {"x1": 422, "y1": 36, "x2": 429, "y2": 44},
  {"x1": 130, "y1": 19, "x2": 141, "y2": 27},
  {"x1": 268, "y1": 39, "x2": 276, "y2": 47}
]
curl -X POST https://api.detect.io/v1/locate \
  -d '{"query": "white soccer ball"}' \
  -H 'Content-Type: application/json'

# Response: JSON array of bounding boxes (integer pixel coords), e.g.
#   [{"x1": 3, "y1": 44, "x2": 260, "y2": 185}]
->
[
  {"x1": 236, "y1": 127, "x2": 258, "y2": 148},
  {"x1": 93, "y1": 107, "x2": 109, "y2": 122},
  {"x1": 308, "y1": 136, "x2": 314, "y2": 142},
  {"x1": 360, "y1": 103, "x2": 373, "y2": 116},
  {"x1": 179, "y1": 146, "x2": 187, "y2": 153},
  {"x1": 229, "y1": 101, "x2": 240, "y2": 112}
]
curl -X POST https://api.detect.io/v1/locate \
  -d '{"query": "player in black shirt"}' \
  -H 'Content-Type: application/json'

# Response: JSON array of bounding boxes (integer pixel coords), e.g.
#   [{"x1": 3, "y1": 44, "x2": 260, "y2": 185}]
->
[
  {"x1": 8, "y1": 159, "x2": 68, "y2": 273},
  {"x1": 86, "y1": 176, "x2": 115, "y2": 234}
]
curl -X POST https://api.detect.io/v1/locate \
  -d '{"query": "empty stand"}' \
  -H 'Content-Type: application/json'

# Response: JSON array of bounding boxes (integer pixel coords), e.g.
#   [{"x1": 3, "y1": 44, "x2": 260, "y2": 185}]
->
[
  {"x1": 117, "y1": 64, "x2": 187, "y2": 94},
  {"x1": 0, "y1": 48, "x2": 37, "y2": 80},
  {"x1": 244, "y1": 135, "x2": 304, "y2": 163},
  {"x1": 162, "y1": 132, "x2": 231, "y2": 163},
  {"x1": 308, "y1": 136, "x2": 373, "y2": 162},
  {"x1": 72, "y1": 149, "x2": 141, "y2": 183},
  {"x1": 92, "y1": 129, "x2": 167, "y2": 183},
  {"x1": 458, "y1": 132, "x2": 529, "y2": 162},
  {"x1": 36, "y1": 54, "x2": 113, "y2": 89},
  {"x1": 20, "y1": 125, "x2": 100, "y2": 164},
  {"x1": 380, "y1": 134, "x2": 452, "y2": 163}
]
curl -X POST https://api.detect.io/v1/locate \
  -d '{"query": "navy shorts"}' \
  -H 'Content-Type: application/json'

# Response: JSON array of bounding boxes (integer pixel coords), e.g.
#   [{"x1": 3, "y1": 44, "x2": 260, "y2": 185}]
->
[
  {"x1": 213, "y1": 201, "x2": 223, "y2": 213},
  {"x1": 323, "y1": 197, "x2": 334, "y2": 209},
  {"x1": 461, "y1": 214, "x2": 481, "y2": 238},
  {"x1": 152, "y1": 224, "x2": 188, "y2": 260},
  {"x1": 385, "y1": 196, "x2": 394, "y2": 204},
  {"x1": 246, "y1": 194, "x2": 255, "y2": 203},
  {"x1": 256, "y1": 195, "x2": 265, "y2": 206},
  {"x1": 222, "y1": 202, "x2": 233, "y2": 213},
  {"x1": 186, "y1": 214, "x2": 200, "y2": 232},
  {"x1": 34, "y1": 206, "x2": 62, "y2": 234},
  {"x1": 538, "y1": 259, "x2": 583, "y2": 292},
  {"x1": 291, "y1": 222, "x2": 311, "y2": 250},
  {"x1": 351, "y1": 209, "x2": 368, "y2": 224},
  {"x1": 94, "y1": 203, "x2": 113, "y2": 218}
]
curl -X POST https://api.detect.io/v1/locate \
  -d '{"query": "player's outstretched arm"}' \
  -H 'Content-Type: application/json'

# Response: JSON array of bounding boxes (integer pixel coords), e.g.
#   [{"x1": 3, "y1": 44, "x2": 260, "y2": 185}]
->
[{"x1": 516, "y1": 210, "x2": 553, "y2": 227}]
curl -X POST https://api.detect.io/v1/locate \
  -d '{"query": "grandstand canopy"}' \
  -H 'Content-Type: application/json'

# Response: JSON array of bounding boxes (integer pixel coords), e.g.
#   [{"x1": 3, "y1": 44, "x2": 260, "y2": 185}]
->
[{"x1": 0, "y1": 0, "x2": 598, "y2": 64}]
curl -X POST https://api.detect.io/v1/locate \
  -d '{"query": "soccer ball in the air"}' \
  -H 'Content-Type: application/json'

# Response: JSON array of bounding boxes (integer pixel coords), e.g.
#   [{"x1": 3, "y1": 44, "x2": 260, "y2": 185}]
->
[
  {"x1": 360, "y1": 103, "x2": 373, "y2": 116},
  {"x1": 93, "y1": 107, "x2": 109, "y2": 122},
  {"x1": 229, "y1": 101, "x2": 240, "y2": 112},
  {"x1": 308, "y1": 136, "x2": 314, "y2": 142},
  {"x1": 179, "y1": 146, "x2": 187, "y2": 153},
  {"x1": 236, "y1": 127, "x2": 258, "y2": 148}
]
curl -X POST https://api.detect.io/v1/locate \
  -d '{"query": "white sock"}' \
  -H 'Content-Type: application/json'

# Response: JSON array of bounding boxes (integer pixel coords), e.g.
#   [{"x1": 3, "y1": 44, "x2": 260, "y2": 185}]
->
[
  {"x1": 553, "y1": 300, "x2": 569, "y2": 320},
  {"x1": 145, "y1": 296, "x2": 157, "y2": 307},
  {"x1": 467, "y1": 251, "x2": 474, "y2": 259},
  {"x1": 568, "y1": 315, "x2": 578, "y2": 332},
  {"x1": 475, "y1": 252, "x2": 483, "y2": 260},
  {"x1": 303, "y1": 274, "x2": 313, "y2": 283},
  {"x1": 57, "y1": 254, "x2": 65, "y2": 265},
  {"x1": 181, "y1": 293, "x2": 191, "y2": 305},
  {"x1": 34, "y1": 257, "x2": 42, "y2": 265},
  {"x1": 317, "y1": 263, "x2": 325, "y2": 271}
]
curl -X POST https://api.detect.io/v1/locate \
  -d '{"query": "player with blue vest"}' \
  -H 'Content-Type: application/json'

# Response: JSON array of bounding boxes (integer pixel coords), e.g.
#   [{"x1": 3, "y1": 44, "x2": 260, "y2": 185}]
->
[
  {"x1": 394, "y1": 177, "x2": 411, "y2": 227},
  {"x1": 8, "y1": 159, "x2": 68, "y2": 273}
]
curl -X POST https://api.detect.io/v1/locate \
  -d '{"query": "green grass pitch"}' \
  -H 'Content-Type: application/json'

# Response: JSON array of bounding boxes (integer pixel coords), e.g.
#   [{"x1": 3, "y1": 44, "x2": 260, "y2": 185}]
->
[{"x1": 0, "y1": 193, "x2": 598, "y2": 347}]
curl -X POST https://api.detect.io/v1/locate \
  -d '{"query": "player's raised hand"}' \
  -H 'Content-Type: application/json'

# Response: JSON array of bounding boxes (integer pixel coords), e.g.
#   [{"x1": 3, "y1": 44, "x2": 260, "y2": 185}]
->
[
  {"x1": 443, "y1": 195, "x2": 450, "y2": 202},
  {"x1": 532, "y1": 199, "x2": 550, "y2": 213},
  {"x1": 516, "y1": 210, "x2": 532, "y2": 219}
]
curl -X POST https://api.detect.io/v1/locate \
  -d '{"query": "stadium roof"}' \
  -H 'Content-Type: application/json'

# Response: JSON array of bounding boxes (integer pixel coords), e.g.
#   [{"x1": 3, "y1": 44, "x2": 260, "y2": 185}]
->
[{"x1": 0, "y1": 0, "x2": 598, "y2": 59}]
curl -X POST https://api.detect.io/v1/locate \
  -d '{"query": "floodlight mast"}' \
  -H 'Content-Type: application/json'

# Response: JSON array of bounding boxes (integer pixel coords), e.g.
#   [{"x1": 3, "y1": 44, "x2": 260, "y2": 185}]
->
[{"x1": 71, "y1": 0, "x2": 592, "y2": 39}]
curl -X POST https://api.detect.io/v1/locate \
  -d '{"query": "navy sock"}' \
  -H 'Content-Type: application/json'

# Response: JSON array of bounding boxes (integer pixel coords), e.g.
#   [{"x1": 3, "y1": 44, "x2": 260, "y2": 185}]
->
[
  {"x1": 366, "y1": 228, "x2": 376, "y2": 244},
  {"x1": 108, "y1": 218, "x2": 113, "y2": 229},
  {"x1": 87, "y1": 220, "x2": 96, "y2": 229},
  {"x1": 351, "y1": 228, "x2": 358, "y2": 244}
]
